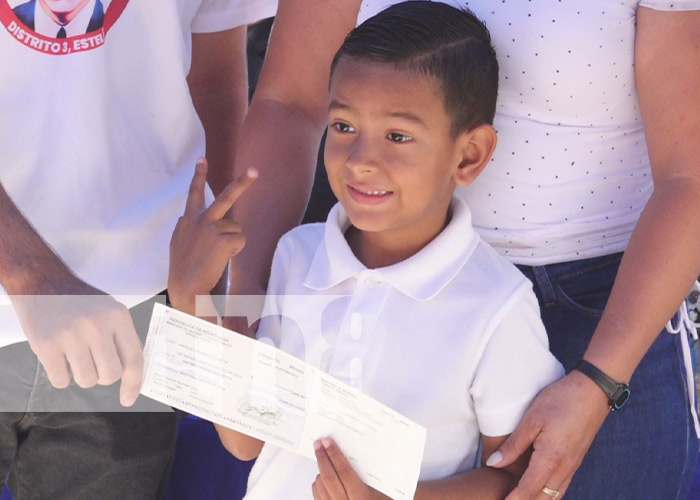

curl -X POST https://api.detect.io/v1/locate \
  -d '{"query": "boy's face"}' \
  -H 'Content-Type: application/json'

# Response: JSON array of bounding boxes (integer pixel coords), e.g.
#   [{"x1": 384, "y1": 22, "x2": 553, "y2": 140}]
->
[{"x1": 325, "y1": 57, "x2": 463, "y2": 249}]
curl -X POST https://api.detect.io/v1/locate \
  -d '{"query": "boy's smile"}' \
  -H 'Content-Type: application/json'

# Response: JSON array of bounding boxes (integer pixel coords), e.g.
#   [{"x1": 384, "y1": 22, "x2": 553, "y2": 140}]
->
[
  {"x1": 325, "y1": 57, "x2": 468, "y2": 266},
  {"x1": 347, "y1": 184, "x2": 392, "y2": 204}
]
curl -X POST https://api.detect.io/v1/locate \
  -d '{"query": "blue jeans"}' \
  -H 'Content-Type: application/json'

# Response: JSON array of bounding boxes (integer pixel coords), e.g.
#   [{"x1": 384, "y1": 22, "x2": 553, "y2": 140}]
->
[{"x1": 518, "y1": 253, "x2": 699, "y2": 500}]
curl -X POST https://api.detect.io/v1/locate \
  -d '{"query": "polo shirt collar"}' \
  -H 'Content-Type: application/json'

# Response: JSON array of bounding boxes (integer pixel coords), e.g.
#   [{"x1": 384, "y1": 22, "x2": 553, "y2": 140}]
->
[{"x1": 303, "y1": 197, "x2": 479, "y2": 301}]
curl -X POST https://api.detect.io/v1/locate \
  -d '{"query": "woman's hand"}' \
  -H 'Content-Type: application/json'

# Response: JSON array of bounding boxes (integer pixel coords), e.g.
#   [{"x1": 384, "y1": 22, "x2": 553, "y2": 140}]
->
[{"x1": 486, "y1": 372, "x2": 610, "y2": 500}]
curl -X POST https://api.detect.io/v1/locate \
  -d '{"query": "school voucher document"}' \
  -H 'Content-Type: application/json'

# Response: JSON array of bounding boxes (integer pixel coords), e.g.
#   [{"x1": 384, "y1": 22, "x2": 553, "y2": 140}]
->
[{"x1": 141, "y1": 303, "x2": 426, "y2": 500}]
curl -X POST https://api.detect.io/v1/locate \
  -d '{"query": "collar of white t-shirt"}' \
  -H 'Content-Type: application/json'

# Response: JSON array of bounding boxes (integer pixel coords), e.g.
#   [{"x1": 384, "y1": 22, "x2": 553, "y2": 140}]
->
[
  {"x1": 34, "y1": 0, "x2": 97, "y2": 38},
  {"x1": 303, "y1": 197, "x2": 480, "y2": 302}
]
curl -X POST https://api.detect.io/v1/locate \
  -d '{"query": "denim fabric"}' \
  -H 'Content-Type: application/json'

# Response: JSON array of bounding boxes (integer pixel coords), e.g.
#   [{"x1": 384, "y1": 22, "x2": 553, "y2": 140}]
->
[
  {"x1": 0, "y1": 295, "x2": 180, "y2": 500},
  {"x1": 518, "y1": 253, "x2": 699, "y2": 500}
]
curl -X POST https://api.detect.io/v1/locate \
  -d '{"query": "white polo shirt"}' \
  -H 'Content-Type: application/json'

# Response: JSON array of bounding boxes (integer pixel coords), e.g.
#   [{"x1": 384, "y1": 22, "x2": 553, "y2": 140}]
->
[{"x1": 245, "y1": 199, "x2": 563, "y2": 500}]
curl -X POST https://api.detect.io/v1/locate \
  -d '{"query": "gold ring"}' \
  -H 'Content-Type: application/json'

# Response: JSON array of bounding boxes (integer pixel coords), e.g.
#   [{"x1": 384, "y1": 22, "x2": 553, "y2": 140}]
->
[{"x1": 542, "y1": 486, "x2": 560, "y2": 499}]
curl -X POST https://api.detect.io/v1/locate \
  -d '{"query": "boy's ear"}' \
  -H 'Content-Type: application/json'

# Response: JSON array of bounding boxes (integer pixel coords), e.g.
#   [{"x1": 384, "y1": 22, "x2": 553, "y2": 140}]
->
[{"x1": 454, "y1": 124, "x2": 497, "y2": 186}]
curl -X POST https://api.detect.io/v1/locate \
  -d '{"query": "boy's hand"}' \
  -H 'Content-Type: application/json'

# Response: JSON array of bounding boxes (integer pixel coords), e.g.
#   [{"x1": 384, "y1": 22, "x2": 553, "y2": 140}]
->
[
  {"x1": 168, "y1": 158, "x2": 257, "y2": 313},
  {"x1": 312, "y1": 438, "x2": 391, "y2": 500}
]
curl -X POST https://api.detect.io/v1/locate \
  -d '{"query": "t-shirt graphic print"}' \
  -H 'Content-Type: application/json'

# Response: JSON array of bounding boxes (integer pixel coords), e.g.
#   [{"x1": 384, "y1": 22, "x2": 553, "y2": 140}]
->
[{"x1": 0, "y1": 0, "x2": 128, "y2": 54}]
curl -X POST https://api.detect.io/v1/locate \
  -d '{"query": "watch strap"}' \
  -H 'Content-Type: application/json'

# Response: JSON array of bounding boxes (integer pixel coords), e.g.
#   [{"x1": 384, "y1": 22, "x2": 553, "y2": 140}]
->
[{"x1": 574, "y1": 359, "x2": 630, "y2": 411}]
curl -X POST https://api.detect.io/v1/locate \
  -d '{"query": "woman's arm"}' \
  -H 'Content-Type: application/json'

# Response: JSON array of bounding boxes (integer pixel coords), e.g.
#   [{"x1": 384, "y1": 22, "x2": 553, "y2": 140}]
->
[
  {"x1": 488, "y1": 8, "x2": 700, "y2": 500},
  {"x1": 584, "y1": 7, "x2": 700, "y2": 380},
  {"x1": 224, "y1": 0, "x2": 361, "y2": 335}
]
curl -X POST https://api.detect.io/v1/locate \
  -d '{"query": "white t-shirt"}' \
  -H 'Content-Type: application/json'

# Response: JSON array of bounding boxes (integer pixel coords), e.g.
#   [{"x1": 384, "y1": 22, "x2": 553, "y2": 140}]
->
[
  {"x1": 0, "y1": 0, "x2": 277, "y2": 348},
  {"x1": 244, "y1": 199, "x2": 564, "y2": 500},
  {"x1": 358, "y1": 0, "x2": 700, "y2": 265}
]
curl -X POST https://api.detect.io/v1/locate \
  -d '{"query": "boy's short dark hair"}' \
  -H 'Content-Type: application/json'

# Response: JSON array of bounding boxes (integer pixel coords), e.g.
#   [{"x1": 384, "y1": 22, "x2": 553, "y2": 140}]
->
[{"x1": 331, "y1": 0, "x2": 498, "y2": 136}]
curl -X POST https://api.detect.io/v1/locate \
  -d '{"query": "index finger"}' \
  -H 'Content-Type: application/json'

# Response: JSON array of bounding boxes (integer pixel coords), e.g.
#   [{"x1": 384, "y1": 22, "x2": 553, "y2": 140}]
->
[
  {"x1": 184, "y1": 158, "x2": 208, "y2": 215},
  {"x1": 504, "y1": 448, "x2": 561, "y2": 500},
  {"x1": 314, "y1": 439, "x2": 348, "y2": 500},
  {"x1": 487, "y1": 413, "x2": 540, "y2": 469},
  {"x1": 113, "y1": 314, "x2": 144, "y2": 407},
  {"x1": 205, "y1": 168, "x2": 258, "y2": 220}
]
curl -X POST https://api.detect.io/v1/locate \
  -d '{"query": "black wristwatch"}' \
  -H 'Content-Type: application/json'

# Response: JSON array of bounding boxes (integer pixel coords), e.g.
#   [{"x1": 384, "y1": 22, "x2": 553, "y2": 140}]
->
[{"x1": 574, "y1": 359, "x2": 631, "y2": 411}]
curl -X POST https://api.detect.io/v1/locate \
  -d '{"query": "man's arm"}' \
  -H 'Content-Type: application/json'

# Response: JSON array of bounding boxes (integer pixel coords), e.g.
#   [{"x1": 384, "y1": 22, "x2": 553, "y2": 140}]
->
[
  {"x1": 225, "y1": 0, "x2": 361, "y2": 328},
  {"x1": 489, "y1": 9, "x2": 700, "y2": 499},
  {"x1": 0, "y1": 183, "x2": 143, "y2": 406},
  {"x1": 187, "y1": 25, "x2": 249, "y2": 198},
  {"x1": 177, "y1": 24, "x2": 250, "y2": 315}
]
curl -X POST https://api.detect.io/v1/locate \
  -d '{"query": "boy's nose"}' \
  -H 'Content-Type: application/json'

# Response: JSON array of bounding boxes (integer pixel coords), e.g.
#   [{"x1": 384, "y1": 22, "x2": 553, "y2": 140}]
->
[{"x1": 346, "y1": 139, "x2": 379, "y2": 173}]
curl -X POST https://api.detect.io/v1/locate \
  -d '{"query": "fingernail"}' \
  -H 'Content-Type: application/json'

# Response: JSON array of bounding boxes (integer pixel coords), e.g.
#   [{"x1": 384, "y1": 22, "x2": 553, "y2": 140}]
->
[
  {"x1": 486, "y1": 451, "x2": 503, "y2": 467},
  {"x1": 246, "y1": 168, "x2": 258, "y2": 178},
  {"x1": 313, "y1": 440, "x2": 322, "y2": 451},
  {"x1": 321, "y1": 438, "x2": 332, "y2": 449},
  {"x1": 196, "y1": 157, "x2": 205, "y2": 167},
  {"x1": 121, "y1": 394, "x2": 137, "y2": 407}
]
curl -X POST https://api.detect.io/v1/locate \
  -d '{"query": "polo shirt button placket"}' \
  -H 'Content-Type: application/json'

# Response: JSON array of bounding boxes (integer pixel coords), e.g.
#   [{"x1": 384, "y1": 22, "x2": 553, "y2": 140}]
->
[
  {"x1": 359, "y1": 271, "x2": 381, "y2": 288},
  {"x1": 350, "y1": 313, "x2": 363, "y2": 340}
]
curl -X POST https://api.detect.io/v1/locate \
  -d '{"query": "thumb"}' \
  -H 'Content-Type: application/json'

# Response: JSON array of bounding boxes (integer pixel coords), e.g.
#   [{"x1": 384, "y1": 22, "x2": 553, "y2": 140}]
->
[
  {"x1": 184, "y1": 158, "x2": 208, "y2": 215},
  {"x1": 486, "y1": 422, "x2": 537, "y2": 468}
]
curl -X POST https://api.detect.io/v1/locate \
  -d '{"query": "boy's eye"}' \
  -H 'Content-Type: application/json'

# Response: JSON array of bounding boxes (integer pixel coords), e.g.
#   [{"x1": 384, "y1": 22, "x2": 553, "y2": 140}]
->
[
  {"x1": 387, "y1": 132, "x2": 412, "y2": 143},
  {"x1": 330, "y1": 122, "x2": 355, "y2": 134}
]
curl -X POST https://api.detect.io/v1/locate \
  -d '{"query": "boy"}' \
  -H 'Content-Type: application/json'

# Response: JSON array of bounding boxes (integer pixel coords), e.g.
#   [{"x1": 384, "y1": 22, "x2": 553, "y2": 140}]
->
[{"x1": 169, "y1": 2, "x2": 564, "y2": 499}]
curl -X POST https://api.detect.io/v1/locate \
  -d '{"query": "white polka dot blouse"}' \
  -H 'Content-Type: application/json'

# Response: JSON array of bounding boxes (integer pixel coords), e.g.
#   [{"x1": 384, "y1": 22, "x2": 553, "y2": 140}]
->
[{"x1": 357, "y1": 0, "x2": 700, "y2": 265}]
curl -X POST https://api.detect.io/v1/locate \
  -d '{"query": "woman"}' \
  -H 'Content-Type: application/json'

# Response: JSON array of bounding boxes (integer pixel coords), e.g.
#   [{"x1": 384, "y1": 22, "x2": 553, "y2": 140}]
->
[{"x1": 228, "y1": 1, "x2": 700, "y2": 499}]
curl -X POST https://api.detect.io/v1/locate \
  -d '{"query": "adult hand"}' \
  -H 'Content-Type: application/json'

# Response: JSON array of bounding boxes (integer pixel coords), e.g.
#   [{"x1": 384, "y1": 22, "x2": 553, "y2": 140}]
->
[
  {"x1": 486, "y1": 371, "x2": 610, "y2": 500},
  {"x1": 312, "y1": 437, "x2": 391, "y2": 500},
  {"x1": 11, "y1": 279, "x2": 144, "y2": 407},
  {"x1": 168, "y1": 158, "x2": 257, "y2": 312}
]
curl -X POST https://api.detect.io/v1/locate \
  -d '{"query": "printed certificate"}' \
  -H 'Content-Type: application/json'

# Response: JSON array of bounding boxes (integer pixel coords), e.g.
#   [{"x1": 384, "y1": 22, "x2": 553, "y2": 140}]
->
[{"x1": 141, "y1": 303, "x2": 426, "y2": 500}]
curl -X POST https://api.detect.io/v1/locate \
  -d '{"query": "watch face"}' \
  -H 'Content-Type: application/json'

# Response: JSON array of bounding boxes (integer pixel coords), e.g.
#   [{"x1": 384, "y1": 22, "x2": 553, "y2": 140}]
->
[{"x1": 612, "y1": 387, "x2": 631, "y2": 411}]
